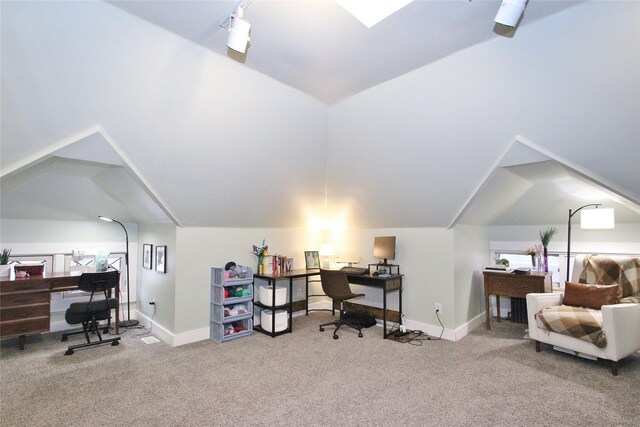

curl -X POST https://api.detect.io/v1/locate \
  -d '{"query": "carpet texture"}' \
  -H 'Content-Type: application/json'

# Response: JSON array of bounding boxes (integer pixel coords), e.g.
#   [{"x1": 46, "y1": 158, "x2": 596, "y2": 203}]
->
[{"x1": 1, "y1": 314, "x2": 638, "y2": 426}]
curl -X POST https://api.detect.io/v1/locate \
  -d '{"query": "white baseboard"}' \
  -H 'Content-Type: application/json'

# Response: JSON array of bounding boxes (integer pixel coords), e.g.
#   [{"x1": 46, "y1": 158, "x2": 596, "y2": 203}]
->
[{"x1": 136, "y1": 311, "x2": 209, "y2": 347}]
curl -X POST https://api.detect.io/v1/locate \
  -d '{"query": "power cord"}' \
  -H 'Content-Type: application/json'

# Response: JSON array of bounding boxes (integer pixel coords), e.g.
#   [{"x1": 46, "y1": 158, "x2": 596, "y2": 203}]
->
[
  {"x1": 389, "y1": 310, "x2": 445, "y2": 346},
  {"x1": 132, "y1": 302, "x2": 156, "y2": 338}
]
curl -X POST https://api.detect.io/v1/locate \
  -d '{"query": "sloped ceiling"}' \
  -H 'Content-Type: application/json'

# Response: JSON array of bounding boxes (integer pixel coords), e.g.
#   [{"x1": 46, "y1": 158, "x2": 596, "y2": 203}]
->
[
  {"x1": 108, "y1": 0, "x2": 581, "y2": 105},
  {"x1": 1, "y1": 1, "x2": 639, "y2": 228}
]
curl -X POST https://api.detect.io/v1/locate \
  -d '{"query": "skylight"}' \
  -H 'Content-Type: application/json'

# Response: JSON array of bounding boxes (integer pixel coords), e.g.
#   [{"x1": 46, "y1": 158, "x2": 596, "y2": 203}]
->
[{"x1": 335, "y1": 0, "x2": 414, "y2": 28}]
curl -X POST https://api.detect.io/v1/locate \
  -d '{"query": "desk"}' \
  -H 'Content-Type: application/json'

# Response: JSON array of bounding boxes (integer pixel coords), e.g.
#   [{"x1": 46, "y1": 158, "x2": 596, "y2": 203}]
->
[
  {"x1": 253, "y1": 269, "x2": 319, "y2": 337},
  {"x1": 0, "y1": 273, "x2": 120, "y2": 349},
  {"x1": 341, "y1": 273, "x2": 402, "y2": 339},
  {"x1": 483, "y1": 270, "x2": 550, "y2": 330}
]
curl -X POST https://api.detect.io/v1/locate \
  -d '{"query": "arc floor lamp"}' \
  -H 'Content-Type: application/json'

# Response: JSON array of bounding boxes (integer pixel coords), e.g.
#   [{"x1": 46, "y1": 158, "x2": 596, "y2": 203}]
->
[
  {"x1": 99, "y1": 216, "x2": 139, "y2": 327},
  {"x1": 566, "y1": 204, "x2": 615, "y2": 281}
]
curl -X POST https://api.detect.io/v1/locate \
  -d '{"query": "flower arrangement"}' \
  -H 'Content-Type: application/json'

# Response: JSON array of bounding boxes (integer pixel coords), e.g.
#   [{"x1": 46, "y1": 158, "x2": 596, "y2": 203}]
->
[
  {"x1": 252, "y1": 239, "x2": 269, "y2": 273},
  {"x1": 525, "y1": 247, "x2": 537, "y2": 268},
  {"x1": 252, "y1": 239, "x2": 269, "y2": 258}
]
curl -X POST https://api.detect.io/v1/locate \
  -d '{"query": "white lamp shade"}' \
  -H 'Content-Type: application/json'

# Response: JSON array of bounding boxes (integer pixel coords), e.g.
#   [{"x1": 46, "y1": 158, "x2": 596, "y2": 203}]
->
[
  {"x1": 581, "y1": 208, "x2": 615, "y2": 229},
  {"x1": 227, "y1": 16, "x2": 250, "y2": 53},
  {"x1": 494, "y1": 0, "x2": 526, "y2": 27},
  {"x1": 319, "y1": 243, "x2": 335, "y2": 256}
]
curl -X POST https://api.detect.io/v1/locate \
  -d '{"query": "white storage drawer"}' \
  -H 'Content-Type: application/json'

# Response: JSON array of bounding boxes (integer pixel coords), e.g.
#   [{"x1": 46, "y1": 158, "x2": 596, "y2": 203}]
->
[
  {"x1": 258, "y1": 285, "x2": 287, "y2": 306},
  {"x1": 260, "y1": 309, "x2": 287, "y2": 333}
]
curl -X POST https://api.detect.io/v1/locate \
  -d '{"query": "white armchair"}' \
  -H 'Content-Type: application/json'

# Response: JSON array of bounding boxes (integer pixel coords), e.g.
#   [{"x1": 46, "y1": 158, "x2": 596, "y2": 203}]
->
[{"x1": 526, "y1": 292, "x2": 640, "y2": 375}]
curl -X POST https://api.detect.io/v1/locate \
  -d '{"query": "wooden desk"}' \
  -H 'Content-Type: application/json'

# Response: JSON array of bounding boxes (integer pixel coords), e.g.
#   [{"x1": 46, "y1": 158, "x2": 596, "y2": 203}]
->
[
  {"x1": 483, "y1": 270, "x2": 550, "y2": 330},
  {"x1": 0, "y1": 272, "x2": 120, "y2": 349}
]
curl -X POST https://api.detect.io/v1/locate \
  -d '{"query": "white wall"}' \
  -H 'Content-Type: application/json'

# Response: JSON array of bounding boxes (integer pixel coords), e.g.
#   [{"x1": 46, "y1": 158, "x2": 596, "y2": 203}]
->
[
  {"x1": 138, "y1": 223, "x2": 177, "y2": 333},
  {"x1": 454, "y1": 225, "x2": 490, "y2": 328},
  {"x1": 172, "y1": 226, "x2": 457, "y2": 338}
]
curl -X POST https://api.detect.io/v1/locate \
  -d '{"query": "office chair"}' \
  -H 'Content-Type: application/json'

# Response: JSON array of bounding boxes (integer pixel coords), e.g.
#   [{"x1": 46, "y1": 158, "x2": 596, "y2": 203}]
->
[
  {"x1": 318, "y1": 269, "x2": 365, "y2": 340},
  {"x1": 62, "y1": 270, "x2": 121, "y2": 355}
]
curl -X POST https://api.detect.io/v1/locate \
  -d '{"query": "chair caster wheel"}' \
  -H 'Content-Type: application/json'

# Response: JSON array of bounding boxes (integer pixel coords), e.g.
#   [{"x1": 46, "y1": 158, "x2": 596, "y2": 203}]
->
[
  {"x1": 65, "y1": 349, "x2": 74, "y2": 356},
  {"x1": 319, "y1": 327, "x2": 324, "y2": 332},
  {"x1": 358, "y1": 333, "x2": 363, "y2": 338},
  {"x1": 333, "y1": 335, "x2": 339, "y2": 340},
  {"x1": 111, "y1": 341, "x2": 119, "y2": 346},
  {"x1": 61, "y1": 336, "x2": 68, "y2": 342}
]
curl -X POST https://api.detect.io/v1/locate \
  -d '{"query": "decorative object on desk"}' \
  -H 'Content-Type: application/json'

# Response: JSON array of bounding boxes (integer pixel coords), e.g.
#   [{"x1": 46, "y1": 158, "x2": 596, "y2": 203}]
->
[
  {"x1": 285, "y1": 257, "x2": 293, "y2": 272},
  {"x1": 0, "y1": 248, "x2": 12, "y2": 278},
  {"x1": 535, "y1": 243, "x2": 543, "y2": 273},
  {"x1": 98, "y1": 216, "x2": 139, "y2": 327},
  {"x1": 319, "y1": 243, "x2": 335, "y2": 269},
  {"x1": 143, "y1": 244, "x2": 153, "y2": 270},
  {"x1": 14, "y1": 261, "x2": 45, "y2": 276},
  {"x1": 539, "y1": 226, "x2": 557, "y2": 273},
  {"x1": 252, "y1": 239, "x2": 269, "y2": 274},
  {"x1": 94, "y1": 249, "x2": 109, "y2": 272},
  {"x1": 304, "y1": 250, "x2": 320, "y2": 269},
  {"x1": 566, "y1": 204, "x2": 615, "y2": 280},
  {"x1": 525, "y1": 247, "x2": 537, "y2": 269},
  {"x1": 155, "y1": 245, "x2": 167, "y2": 273}
]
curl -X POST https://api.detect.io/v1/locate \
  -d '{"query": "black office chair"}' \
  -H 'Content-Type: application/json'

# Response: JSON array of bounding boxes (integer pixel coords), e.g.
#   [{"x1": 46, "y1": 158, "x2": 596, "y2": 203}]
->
[
  {"x1": 62, "y1": 270, "x2": 121, "y2": 355},
  {"x1": 318, "y1": 269, "x2": 365, "y2": 340}
]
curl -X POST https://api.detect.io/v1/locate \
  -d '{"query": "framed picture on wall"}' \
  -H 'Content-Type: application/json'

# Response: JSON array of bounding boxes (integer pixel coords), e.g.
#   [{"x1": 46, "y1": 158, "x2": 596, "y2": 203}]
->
[
  {"x1": 156, "y1": 245, "x2": 167, "y2": 273},
  {"x1": 143, "y1": 244, "x2": 153, "y2": 270},
  {"x1": 304, "y1": 251, "x2": 320, "y2": 269}
]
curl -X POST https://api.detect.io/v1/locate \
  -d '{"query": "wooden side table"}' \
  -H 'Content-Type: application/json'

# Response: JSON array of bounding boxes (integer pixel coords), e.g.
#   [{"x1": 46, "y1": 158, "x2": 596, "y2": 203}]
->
[{"x1": 483, "y1": 270, "x2": 551, "y2": 330}]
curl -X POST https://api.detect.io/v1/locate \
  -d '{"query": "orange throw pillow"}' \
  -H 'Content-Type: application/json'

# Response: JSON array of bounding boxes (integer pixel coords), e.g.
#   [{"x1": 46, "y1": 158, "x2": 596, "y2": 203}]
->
[{"x1": 563, "y1": 281, "x2": 618, "y2": 310}]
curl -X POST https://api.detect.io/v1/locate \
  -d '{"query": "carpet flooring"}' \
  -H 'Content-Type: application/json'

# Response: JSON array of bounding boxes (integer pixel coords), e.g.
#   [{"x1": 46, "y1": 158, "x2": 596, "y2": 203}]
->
[{"x1": 1, "y1": 314, "x2": 638, "y2": 426}]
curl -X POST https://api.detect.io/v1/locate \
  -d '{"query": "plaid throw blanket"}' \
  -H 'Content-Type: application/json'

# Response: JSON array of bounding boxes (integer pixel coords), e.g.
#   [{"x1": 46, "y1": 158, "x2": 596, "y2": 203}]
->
[
  {"x1": 579, "y1": 255, "x2": 640, "y2": 301},
  {"x1": 536, "y1": 305, "x2": 606, "y2": 348}
]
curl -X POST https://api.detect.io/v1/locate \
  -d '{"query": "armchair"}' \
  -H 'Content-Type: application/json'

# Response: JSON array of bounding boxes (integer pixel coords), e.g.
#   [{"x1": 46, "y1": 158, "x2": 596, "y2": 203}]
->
[{"x1": 526, "y1": 255, "x2": 640, "y2": 375}]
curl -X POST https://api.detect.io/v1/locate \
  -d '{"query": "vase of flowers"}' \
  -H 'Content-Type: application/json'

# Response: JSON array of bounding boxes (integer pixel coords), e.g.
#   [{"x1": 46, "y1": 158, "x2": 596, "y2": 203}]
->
[
  {"x1": 252, "y1": 239, "x2": 268, "y2": 274},
  {"x1": 539, "y1": 227, "x2": 557, "y2": 273},
  {"x1": 525, "y1": 247, "x2": 537, "y2": 269}
]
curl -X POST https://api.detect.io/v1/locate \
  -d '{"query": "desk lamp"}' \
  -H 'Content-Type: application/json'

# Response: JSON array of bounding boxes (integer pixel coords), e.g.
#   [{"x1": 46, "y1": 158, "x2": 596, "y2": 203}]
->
[
  {"x1": 99, "y1": 216, "x2": 139, "y2": 327},
  {"x1": 566, "y1": 205, "x2": 614, "y2": 281}
]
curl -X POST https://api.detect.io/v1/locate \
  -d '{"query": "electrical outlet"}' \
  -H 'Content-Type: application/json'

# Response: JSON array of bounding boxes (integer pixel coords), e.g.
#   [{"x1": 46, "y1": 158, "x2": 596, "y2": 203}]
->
[
  {"x1": 149, "y1": 299, "x2": 156, "y2": 305},
  {"x1": 434, "y1": 303, "x2": 442, "y2": 313}
]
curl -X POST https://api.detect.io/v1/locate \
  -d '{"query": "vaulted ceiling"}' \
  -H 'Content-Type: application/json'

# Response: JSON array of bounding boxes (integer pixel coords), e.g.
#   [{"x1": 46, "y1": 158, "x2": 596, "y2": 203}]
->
[{"x1": 1, "y1": 1, "x2": 639, "y2": 228}]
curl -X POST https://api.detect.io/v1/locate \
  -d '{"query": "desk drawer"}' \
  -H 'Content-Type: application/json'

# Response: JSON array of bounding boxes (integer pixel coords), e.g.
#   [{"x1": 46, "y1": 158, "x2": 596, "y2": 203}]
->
[
  {"x1": 1, "y1": 279, "x2": 50, "y2": 293},
  {"x1": 0, "y1": 317, "x2": 49, "y2": 338},
  {"x1": 488, "y1": 277, "x2": 540, "y2": 297},
  {"x1": 1, "y1": 304, "x2": 50, "y2": 322},
  {"x1": 0, "y1": 291, "x2": 50, "y2": 308}
]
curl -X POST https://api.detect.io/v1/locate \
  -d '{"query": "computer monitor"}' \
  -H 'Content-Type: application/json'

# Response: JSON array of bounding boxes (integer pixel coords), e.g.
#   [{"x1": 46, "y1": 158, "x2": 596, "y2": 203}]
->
[{"x1": 373, "y1": 236, "x2": 396, "y2": 265}]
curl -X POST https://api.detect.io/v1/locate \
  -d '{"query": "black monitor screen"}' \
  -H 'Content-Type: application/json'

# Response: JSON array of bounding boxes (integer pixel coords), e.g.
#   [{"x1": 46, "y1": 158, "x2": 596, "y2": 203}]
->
[{"x1": 373, "y1": 236, "x2": 396, "y2": 264}]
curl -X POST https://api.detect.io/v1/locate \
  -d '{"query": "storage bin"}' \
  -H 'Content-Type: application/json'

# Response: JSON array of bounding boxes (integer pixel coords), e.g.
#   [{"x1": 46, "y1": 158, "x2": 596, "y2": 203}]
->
[
  {"x1": 260, "y1": 309, "x2": 287, "y2": 333},
  {"x1": 210, "y1": 318, "x2": 252, "y2": 343},
  {"x1": 258, "y1": 285, "x2": 287, "y2": 306}
]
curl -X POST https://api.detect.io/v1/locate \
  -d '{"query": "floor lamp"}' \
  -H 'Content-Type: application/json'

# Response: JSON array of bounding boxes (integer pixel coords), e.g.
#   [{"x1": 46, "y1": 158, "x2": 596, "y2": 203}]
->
[
  {"x1": 99, "y1": 216, "x2": 139, "y2": 327},
  {"x1": 566, "y1": 204, "x2": 615, "y2": 281}
]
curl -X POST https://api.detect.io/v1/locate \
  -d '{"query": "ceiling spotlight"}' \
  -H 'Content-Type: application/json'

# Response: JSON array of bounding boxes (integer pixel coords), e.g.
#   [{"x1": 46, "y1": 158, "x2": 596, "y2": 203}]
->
[
  {"x1": 226, "y1": 8, "x2": 251, "y2": 54},
  {"x1": 494, "y1": 0, "x2": 527, "y2": 27}
]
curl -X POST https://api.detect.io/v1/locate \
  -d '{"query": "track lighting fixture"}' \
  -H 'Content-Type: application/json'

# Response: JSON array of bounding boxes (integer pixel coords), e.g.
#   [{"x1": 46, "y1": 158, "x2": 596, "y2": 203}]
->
[
  {"x1": 226, "y1": 7, "x2": 251, "y2": 54},
  {"x1": 494, "y1": 0, "x2": 527, "y2": 27}
]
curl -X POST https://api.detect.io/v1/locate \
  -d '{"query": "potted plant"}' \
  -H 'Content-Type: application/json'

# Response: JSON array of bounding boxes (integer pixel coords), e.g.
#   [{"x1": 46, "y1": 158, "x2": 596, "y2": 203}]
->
[{"x1": 0, "y1": 248, "x2": 12, "y2": 278}]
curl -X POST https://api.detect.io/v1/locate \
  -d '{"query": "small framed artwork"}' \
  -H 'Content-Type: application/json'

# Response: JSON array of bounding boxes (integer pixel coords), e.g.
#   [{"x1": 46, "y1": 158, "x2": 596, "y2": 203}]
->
[
  {"x1": 143, "y1": 244, "x2": 153, "y2": 270},
  {"x1": 304, "y1": 251, "x2": 320, "y2": 269},
  {"x1": 156, "y1": 245, "x2": 167, "y2": 273}
]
